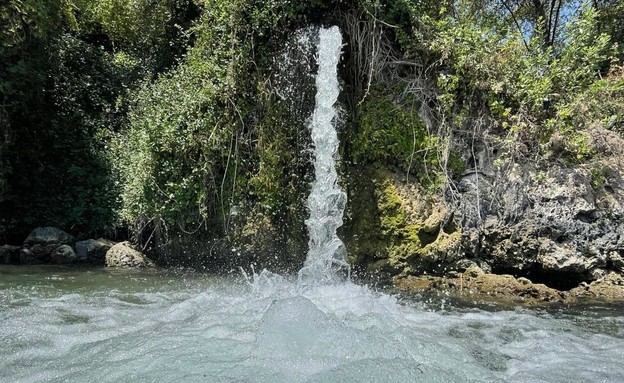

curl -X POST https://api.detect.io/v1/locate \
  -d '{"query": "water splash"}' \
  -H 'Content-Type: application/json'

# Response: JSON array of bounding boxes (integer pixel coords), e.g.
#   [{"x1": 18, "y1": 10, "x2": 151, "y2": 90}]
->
[{"x1": 298, "y1": 26, "x2": 349, "y2": 285}]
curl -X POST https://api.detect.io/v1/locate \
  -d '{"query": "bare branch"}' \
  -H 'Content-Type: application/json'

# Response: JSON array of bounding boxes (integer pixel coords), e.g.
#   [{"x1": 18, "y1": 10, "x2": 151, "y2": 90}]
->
[{"x1": 500, "y1": 0, "x2": 531, "y2": 51}]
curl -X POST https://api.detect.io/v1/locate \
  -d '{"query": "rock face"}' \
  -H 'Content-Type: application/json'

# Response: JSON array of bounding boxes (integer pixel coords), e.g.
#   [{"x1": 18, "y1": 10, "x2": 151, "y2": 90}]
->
[
  {"x1": 344, "y1": 167, "x2": 463, "y2": 278},
  {"x1": 105, "y1": 242, "x2": 155, "y2": 268},
  {"x1": 24, "y1": 227, "x2": 74, "y2": 246},
  {"x1": 346, "y1": 127, "x2": 624, "y2": 298},
  {"x1": 453, "y1": 127, "x2": 624, "y2": 290}
]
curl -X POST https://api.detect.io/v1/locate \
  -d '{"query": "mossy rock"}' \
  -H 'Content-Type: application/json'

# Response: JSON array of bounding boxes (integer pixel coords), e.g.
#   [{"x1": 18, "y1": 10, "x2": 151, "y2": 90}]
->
[
  {"x1": 395, "y1": 271, "x2": 568, "y2": 305},
  {"x1": 418, "y1": 231, "x2": 463, "y2": 263},
  {"x1": 343, "y1": 165, "x2": 463, "y2": 277},
  {"x1": 105, "y1": 242, "x2": 155, "y2": 268}
]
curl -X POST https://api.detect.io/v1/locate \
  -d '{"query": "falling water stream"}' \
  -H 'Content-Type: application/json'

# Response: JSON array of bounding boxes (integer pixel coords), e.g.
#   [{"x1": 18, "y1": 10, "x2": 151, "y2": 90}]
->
[
  {"x1": 299, "y1": 26, "x2": 349, "y2": 285},
  {"x1": 1, "y1": 26, "x2": 623, "y2": 383}
]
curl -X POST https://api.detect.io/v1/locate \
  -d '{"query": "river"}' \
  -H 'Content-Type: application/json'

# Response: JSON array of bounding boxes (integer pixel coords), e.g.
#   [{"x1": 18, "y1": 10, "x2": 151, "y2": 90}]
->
[{"x1": 1, "y1": 265, "x2": 623, "y2": 382}]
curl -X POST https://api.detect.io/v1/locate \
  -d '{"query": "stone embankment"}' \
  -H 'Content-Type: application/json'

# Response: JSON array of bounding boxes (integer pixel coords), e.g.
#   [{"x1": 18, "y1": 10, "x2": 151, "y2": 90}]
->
[{"x1": 0, "y1": 227, "x2": 153, "y2": 268}]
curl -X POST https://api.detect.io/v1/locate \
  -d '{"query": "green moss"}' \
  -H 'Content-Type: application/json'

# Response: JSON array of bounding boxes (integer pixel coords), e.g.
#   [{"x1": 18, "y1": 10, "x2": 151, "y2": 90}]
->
[
  {"x1": 418, "y1": 231, "x2": 462, "y2": 263},
  {"x1": 351, "y1": 86, "x2": 441, "y2": 183},
  {"x1": 342, "y1": 166, "x2": 386, "y2": 265},
  {"x1": 375, "y1": 175, "x2": 421, "y2": 242},
  {"x1": 353, "y1": 92, "x2": 421, "y2": 164},
  {"x1": 344, "y1": 166, "x2": 462, "y2": 275},
  {"x1": 244, "y1": 100, "x2": 311, "y2": 258}
]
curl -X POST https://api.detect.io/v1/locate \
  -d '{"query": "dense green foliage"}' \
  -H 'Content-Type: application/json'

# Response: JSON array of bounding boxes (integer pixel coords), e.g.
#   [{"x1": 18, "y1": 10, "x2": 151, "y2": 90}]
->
[
  {"x1": 346, "y1": 1, "x2": 621, "y2": 162},
  {"x1": 111, "y1": 0, "x2": 345, "y2": 253},
  {"x1": 1, "y1": 0, "x2": 622, "y2": 263},
  {"x1": 431, "y1": 4, "x2": 619, "y2": 158},
  {"x1": 0, "y1": 0, "x2": 196, "y2": 241}
]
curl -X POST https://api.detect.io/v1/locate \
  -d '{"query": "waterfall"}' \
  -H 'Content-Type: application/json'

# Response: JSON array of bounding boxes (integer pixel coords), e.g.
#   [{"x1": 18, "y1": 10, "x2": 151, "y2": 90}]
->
[{"x1": 298, "y1": 26, "x2": 349, "y2": 285}]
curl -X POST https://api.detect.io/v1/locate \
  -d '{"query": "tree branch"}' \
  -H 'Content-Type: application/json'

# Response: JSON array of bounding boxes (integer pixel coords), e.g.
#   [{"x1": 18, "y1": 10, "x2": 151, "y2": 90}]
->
[
  {"x1": 500, "y1": 0, "x2": 531, "y2": 51},
  {"x1": 551, "y1": 0, "x2": 563, "y2": 45}
]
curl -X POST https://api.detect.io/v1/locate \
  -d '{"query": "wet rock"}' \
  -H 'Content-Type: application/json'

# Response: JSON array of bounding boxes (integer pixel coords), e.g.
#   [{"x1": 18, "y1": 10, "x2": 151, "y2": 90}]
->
[
  {"x1": 24, "y1": 227, "x2": 74, "y2": 246},
  {"x1": 105, "y1": 242, "x2": 155, "y2": 268},
  {"x1": 8, "y1": 227, "x2": 79, "y2": 265},
  {"x1": 568, "y1": 272, "x2": 624, "y2": 301},
  {"x1": 26, "y1": 244, "x2": 60, "y2": 263},
  {"x1": 75, "y1": 239, "x2": 115, "y2": 263},
  {"x1": 0, "y1": 245, "x2": 20, "y2": 264},
  {"x1": 607, "y1": 252, "x2": 624, "y2": 272},
  {"x1": 517, "y1": 277, "x2": 532, "y2": 286},
  {"x1": 396, "y1": 271, "x2": 568, "y2": 304},
  {"x1": 51, "y1": 245, "x2": 77, "y2": 264},
  {"x1": 19, "y1": 248, "x2": 41, "y2": 264},
  {"x1": 452, "y1": 258, "x2": 478, "y2": 271},
  {"x1": 465, "y1": 265, "x2": 485, "y2": 278},
  {"x1": 367, "y1": 259, "x2": 393, "y2": 273}
]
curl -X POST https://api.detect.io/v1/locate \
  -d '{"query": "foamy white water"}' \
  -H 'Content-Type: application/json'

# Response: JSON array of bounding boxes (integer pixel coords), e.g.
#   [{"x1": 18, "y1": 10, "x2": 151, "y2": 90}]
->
[
  {"x1": 300, "y1": 26, "x2": 349, "y2": 285},
  {"x1": 1, "y1": 266, "x2": 623, "y2": 383}
]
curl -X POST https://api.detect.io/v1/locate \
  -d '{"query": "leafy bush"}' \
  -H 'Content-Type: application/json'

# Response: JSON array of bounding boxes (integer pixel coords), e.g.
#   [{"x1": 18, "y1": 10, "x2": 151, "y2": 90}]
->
[
  {"x1": 111, "y1": 0, "x2": 326, "y2": 246},
  {"x1": 1, "y1": 33, "x2": 137, "y2": 239},
  {"x1": 414, "y1": 3, "x2": 621, "y2": 161},
  {"x1": 352, "y1": 86, "x2": 440, "y2": 181}
]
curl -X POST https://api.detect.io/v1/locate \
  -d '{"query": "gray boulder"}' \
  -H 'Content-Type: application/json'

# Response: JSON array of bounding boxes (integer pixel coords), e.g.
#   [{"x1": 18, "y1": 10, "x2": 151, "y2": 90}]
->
[
  {"x1": 51, "y1": 245, "x2": 77, "y2": 264},
  {"x1": 75, "y1": 239, "x2": 115, "y2": 263},
  {"x1": 24, "y1": 227, "x2": 74, "y2": 246},
  {"x1": 27, "y1": 244, "x2": 61, "y2": 263},
  {"x1": 105, "y1": 242, "x2": 155, "y2": 268}
]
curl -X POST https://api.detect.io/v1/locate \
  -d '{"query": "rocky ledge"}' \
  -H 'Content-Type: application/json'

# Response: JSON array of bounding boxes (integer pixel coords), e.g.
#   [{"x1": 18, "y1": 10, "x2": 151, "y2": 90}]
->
[
  {"x1": 0, "y1": 227, "x2": 154, "y2": 269},
  {"x1": 395, "y1": 266, "x2": 624, "y2": 305}
]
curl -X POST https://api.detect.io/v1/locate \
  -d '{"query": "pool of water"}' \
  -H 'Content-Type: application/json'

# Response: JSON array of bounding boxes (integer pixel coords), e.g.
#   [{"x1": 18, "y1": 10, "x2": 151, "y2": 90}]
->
[{"x1": 1, "y1": 265, "x2": 623, "y2": 382}]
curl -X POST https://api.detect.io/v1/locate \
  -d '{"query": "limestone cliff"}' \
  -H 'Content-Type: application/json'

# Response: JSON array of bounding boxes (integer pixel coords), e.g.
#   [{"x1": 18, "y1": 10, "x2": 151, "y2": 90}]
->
[{"x1": 343, "y1": 127, "x2": 624, "y2": 299}]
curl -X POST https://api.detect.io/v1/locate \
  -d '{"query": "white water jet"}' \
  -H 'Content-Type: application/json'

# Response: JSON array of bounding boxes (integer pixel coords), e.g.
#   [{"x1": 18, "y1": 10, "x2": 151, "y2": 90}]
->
[{"x1": 298, "y1": 26, "x2": 349, "y2": 285}]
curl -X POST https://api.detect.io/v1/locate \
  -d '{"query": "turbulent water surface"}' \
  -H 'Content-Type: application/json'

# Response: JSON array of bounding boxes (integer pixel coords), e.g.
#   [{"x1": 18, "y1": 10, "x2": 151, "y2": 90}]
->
[{"x1": 1, "y1": 265, "x2": 623, "y2": 383}]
